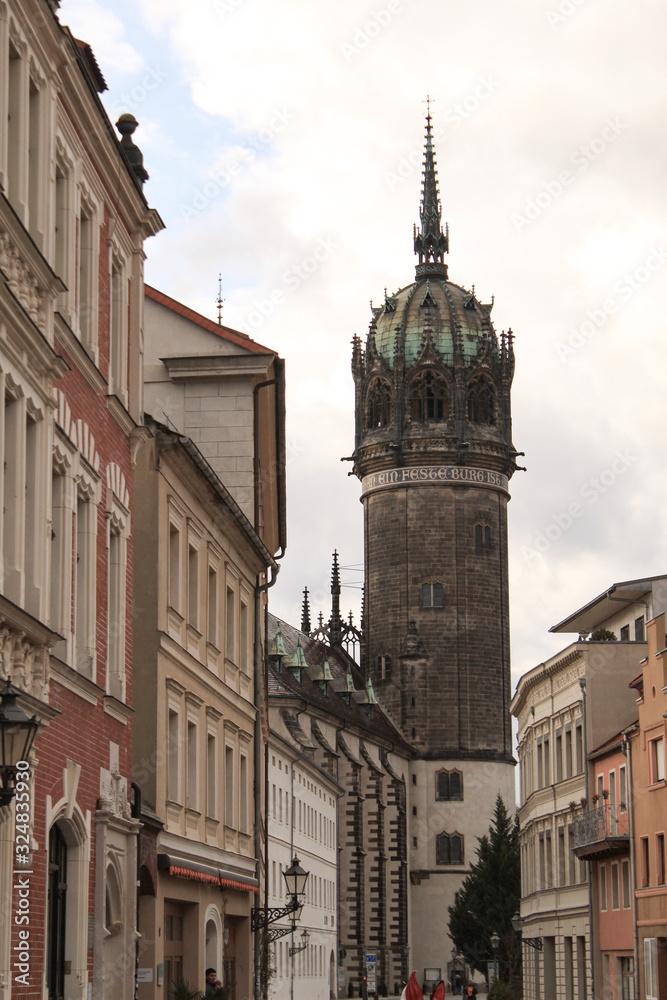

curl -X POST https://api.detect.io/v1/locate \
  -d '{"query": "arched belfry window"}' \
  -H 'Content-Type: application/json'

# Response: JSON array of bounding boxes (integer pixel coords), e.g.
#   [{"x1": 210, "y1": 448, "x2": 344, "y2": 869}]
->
[
  {"x1": 408, "y1": 370, "x2": 449, "y2": 422},
  {"x1": 467, "y1": 375, "x2": 496, "y2": 425},
  {"x1": 365, "y1": 379, "x2": 392, "y2": 429}
]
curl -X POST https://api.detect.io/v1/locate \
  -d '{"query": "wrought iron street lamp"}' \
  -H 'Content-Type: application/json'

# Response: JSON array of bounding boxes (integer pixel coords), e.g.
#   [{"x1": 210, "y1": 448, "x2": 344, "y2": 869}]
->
[
  {"x1": 0, "y1": 681, "x2": 39, "y2": 808},
  {"x1": 289, "y1": 928, "x2": 310, "y2": 957},
  {"x1": 511, "y1": 911, "x2": 543, "y2": 951},
  {"x1": 251, "y1": 856, "x2": 310, "y2": 941},
  {"x1": 489, "y1": 932, "x2": 500, "y2": 985}
]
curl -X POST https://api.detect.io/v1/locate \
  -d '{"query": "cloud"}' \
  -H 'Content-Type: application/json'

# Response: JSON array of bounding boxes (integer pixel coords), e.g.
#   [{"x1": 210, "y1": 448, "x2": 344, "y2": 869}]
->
[{"x1": 59, "y1": 0, "x2": 145, "y2": 74}]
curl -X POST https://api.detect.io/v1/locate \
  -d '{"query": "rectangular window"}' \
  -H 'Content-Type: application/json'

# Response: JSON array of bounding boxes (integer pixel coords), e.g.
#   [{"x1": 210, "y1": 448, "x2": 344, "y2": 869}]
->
[
  {"x1": 619, "y1": 957, "x2": 634, "y2": 1000},
  {"x1": 651, "y1": 738, "x2": 665, "y2": 783},
  {"x1": 622, "y1": 859, "x2": 631, "y2": 909},
  {"x1": 169, "y1": 523, "x2": 181, "y2": 611},
  {"x1": 575, "y1": 724, "x2": 583, "y2": 774},
  {"x1": 226, "y1": 586, "x2": 236, "y2": 661},
  {"x1": 545, "y1": 830, "x2": 553, "y2": 887},
  {"x1": 240, "y1": 755, "x2": 248, "y2": 833},
  {"x1": 556, "y1": 731, "x2": 563, "y2": 782},
  {"x1": 225, "y1": 746, "x2": 234, "y2": 827},
  {"x1": 657, "y1": 834, "x2": 665, "y2": 886},
  {"x1": 422, "y1": 582, "x2": 431, "y2": 608},
  {"x1": 432, "y1": 582, "x2": 443, "y2": 607},
  {"x1": 604, "y1": 955, "x2": 611, "y2": 1000},
  {"x1": 50, "y1": 467, "x2": 68, "y2": 634},
  {"x1": 240, "y1": 600, "x2": 249, "y2": 672},
  {"x1": 544, "y1": 736, "x2": 550, "y2": 785},
  {"x1": 611, "y1": 862, "x2": 620, "y2": 909},
  {"x1": 207, "y1": 565, "x2": 218, "y2": 645},
  {"x1": 620, "y1": 624, "x2": 630, "y2": 641},
  {"x1": 78, "y1": 198, "x2": 95, "y2": 346},
  {"x1": 187, "y1": 721, "x2": 198, "y2": 810},
  {"x1": 641, "y1": 837, "x2": 650, "y2": 887},
  {"x1": 168, "y1": 709, "x2": 179, "y2": 802},
  {"x1": 645, "y1": 938, "x2": 658, "y2": 1000},
  {"x1": 597, "y1": 773, "x2": 605, "y2": 799},
  {"x1": 537, "y1": 741, "x2": 544, "y2": 789},
  {"x1": 187, "y1": 544, "x2": 198, "y2": 629},
  {"x1": 207, "y1": 733, "x2": 216, "y2": 818},
  {"x1": 565, "y1": 729, "x2": 573, "y2": 778},
  {"x1": 558, "y1": 826, "x2": 566, "y2": 886},
  {"x1": 539, "y1": 833, "x2": 546, "y2": 888},
  {"x1": 107, "y1": 526, "x2": 124, "y2": 699},
  {"x1": 634, "y1": 616, "x2": 645, "y2": 642},
  {"x1": 3, "y1": 391, "x2": 22, "y2": 602},
  {"x1": 568, "y1": 825, "x2": 577, "y2": 884},
  {"x1": 600, "y1": 864, "x2": 607, "y2": 910},
  {"x1": 55, "y1": 161, "x2": 69, "y2": 283},
  {"x1": 28, "y1": 77, "x2": 43, "y2": 244},
  {"x1": 620, "y1": 765, "x2": 627, "y2": 812},
  {"x1": 24, "y1": 415, "x2": 40, "y2": 617},
  {"x1": 75, "y1": 493, "x2": 95, "y2": 677},
  {"x1": 7, "y1": 43, "x2": 22, "y2": 212},
  {"x1": 109, "y1": 256, "x2": 125, "y2": 396}
]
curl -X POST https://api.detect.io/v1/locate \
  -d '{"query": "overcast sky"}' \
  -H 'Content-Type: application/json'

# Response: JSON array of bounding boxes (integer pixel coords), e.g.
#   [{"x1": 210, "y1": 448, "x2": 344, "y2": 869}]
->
[{"x1": 61, "y1": 0, "x2": 667, "y2": 692}]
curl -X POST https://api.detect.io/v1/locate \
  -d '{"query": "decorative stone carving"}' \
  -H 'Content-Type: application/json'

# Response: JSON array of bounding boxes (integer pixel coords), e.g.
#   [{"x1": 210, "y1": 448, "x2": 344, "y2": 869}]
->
[
  {"x1": 0, "y1": 625, "x2": 51, "y2": 702},
  {"x1": 0, "y1": 229, "x2": 46, "y2": 330},
  {"x1": 99, "y1": 767, "x2": 131, "y2": 821}
]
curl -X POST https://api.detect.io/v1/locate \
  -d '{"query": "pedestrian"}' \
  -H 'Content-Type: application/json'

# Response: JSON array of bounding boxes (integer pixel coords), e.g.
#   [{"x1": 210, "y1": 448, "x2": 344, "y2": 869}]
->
[
  {"x1": 206, "y1": 968, "x2": 223, "y2": 997},
  {"x1": 465, "y1": 983, "x2": 477, "y2": 998}
]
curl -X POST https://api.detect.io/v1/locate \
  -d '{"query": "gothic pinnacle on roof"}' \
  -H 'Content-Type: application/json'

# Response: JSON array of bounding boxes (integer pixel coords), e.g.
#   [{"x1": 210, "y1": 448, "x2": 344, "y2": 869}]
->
[
  {"x1": 301, "y1": 587, "x2": 312, "y2": 634},
  {"x1": 413, "y1": 101, "x2": 449, "y2": 279}
]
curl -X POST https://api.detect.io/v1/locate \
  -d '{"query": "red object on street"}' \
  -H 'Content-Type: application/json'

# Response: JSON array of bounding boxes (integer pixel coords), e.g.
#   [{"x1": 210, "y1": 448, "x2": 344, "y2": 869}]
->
[
  {"x1": 401, "y1": 972, "x2": 423, "y2": 1000},
  {"x1": 431, "y1": 982, "x2": 445, "y2": 1000}
]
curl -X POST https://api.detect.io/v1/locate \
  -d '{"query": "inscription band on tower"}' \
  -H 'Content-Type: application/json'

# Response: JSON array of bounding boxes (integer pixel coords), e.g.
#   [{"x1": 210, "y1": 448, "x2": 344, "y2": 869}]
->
[{"x1": 361, "y1": 465, "x2": 509, "y2": 498}]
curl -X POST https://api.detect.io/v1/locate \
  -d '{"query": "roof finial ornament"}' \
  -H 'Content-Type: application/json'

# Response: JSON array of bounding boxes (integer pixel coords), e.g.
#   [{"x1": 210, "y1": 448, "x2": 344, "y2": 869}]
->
[
  {"x1": 413, "y1": 99, "x2": 449, "y2": 280},
  {"x1": 216, "y1": 274, "x2": 224, "y2": 325},
  {"x1": 301, "y1": 587, "x2": 312, "y2": 634}
]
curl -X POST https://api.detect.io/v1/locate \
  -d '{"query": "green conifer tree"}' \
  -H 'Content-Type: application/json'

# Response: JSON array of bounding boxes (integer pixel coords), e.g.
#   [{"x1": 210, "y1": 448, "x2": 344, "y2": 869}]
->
[{"x1": 448, "y1": 795, "x2": 521, "y2": 993}]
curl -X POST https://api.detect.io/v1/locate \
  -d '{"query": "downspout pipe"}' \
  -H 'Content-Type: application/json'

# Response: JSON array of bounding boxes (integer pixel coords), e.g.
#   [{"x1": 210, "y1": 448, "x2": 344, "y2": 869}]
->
[
  {"x1": 252, "y1": 363, "x2": 286, "y2": 1000},
  {"x1": 622, "y1": 727, "x2": 640, "y2": 999},
  {"x1": 579, "y1": 677, "x2": 595, "y2": 1000},
  {"x1": 131, "y1": 782, "x2": 142, "y2": 1000}
]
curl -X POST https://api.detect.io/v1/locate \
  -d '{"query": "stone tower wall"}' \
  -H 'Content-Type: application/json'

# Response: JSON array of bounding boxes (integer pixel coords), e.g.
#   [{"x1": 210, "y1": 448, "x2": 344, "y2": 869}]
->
[{"x1": 364, "y1": 480, "x2": 512, "y2": 758}]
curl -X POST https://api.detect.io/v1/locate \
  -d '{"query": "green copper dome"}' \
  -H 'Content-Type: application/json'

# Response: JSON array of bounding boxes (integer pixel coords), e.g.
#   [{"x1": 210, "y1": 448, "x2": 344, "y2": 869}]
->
[{"x1": 373, "y1": 276, "x2": 497, "y2": 368}]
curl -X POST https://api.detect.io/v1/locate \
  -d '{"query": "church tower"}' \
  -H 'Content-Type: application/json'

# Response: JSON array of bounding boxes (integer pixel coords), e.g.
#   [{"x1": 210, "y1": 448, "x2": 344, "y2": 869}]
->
[{"x1": 351, "y1": 110, "x2": 520, "y2": 977}]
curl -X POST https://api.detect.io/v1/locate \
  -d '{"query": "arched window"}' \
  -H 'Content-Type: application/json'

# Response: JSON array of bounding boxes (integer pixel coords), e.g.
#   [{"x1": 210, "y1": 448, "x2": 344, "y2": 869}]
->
[
  {"x1": 436, "y1": 769, "x2": 463, "y2": 801},
  {"x1": 365, "y1": 379, "x2": 392, "y2": 429},
  {"x1": 408, "y1": 370, "x2": 449, "y2": 422},
  {"x1": 47, "y1": 825, "x2": 68, "y2": 998},
  {"x1": 436, "y1": 832, "x2": 464, "y2": 865},
  {"x1": 422, "y1": 582, "x2": 443, "y2": 608},
  {"x1": 474, "y1": 523, "x2": 492, "y2": 554},
  {"x1": 467, "y1": 375, "x2": 496, "y2": 425}
]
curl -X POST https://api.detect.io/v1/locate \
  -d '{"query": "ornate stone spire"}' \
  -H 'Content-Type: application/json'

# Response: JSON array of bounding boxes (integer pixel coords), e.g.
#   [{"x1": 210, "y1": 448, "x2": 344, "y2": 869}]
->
[
  {"x1": 329, "y1": 551, "x2": 342, "y2": 647},
  {"x1": 413, "y1": 103, "x2": 449, "y2": 279},
  {"x1": 301, "y1": 587, "x2": 312, "y2": 634}
]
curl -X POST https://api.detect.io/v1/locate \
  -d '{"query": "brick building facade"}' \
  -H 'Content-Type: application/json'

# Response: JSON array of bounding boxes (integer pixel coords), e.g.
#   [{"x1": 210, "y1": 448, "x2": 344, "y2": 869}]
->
[{"x1": 0, "y1": 1, "x2": 162, "y2": 996}]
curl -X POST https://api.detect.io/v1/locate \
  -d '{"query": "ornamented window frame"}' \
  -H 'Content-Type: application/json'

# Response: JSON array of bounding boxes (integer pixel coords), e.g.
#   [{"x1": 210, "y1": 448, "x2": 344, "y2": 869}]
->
[{"x1": 408, "y1": 369, "x2": 449, "y2": 423}]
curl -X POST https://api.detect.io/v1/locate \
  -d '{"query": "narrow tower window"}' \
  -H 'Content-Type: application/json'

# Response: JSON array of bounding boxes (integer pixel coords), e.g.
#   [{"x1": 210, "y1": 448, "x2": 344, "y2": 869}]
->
[
  {"x1": 467, "y1": 375, "x2": 496, "y2": 425},
  {"x1": 421, "y1": 582, "x2": 443, "y2": 608},
  {"x1": 365, "y1": 379, "x2": 392, "y2": 428},
  {"x1": 408, "y1": 370, "x2": 449, "y2": 422},
  {"x1": 474, "y1": 523, "x2": 492, "y2": 553}
]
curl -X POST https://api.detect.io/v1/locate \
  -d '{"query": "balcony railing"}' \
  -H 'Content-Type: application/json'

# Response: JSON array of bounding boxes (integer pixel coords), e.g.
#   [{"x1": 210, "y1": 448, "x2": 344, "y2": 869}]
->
[{"x1": 572, "y1": 805, "x2": 629, "y2": 857}]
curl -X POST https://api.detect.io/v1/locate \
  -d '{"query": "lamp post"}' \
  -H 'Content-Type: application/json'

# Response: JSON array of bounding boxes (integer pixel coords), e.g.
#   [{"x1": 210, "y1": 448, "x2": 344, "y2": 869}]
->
[
  {"x1": 489, "y1": 932, "x2": 500, "y2": 987},
  {"x1": 289, "y1": 928, "x2": 310, "y2": 957},
  {"x1": 251, "y1": 855, "x2": 310, "y2": 940},
  {"x1": 0, "y1": 681, "x2": 40, "y2": 807},
  {"x1": 511, "y1": 911, "x2": 543, "y2": 951}
]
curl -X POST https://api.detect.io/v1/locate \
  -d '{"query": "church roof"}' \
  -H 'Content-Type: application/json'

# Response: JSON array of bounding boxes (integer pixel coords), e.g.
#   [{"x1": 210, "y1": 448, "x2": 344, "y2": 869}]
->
[{"x1": 267, "y1": 614, "x2": 412, "y2": 753}]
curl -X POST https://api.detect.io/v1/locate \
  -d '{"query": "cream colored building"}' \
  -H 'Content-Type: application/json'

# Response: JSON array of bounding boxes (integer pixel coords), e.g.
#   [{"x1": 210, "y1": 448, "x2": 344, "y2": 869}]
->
[
  {"x1": 133, "y1": 420, "x2": 279, "y2": 998},
  {"x1": 511, "y1": 577, "x2": 665, "y2": 999},
  {"x1": 266, "y1": 725, "x2": 341, "y2": 1000}
]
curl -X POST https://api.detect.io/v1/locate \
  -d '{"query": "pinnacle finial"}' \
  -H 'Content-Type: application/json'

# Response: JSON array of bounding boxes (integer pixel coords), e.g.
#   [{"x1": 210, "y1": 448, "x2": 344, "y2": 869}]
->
[
  {"x1": 301, "y1": 587, "x2": 311, "y2": 634},
  {"x1": 414, "y1": 102, "x2": 449, "y2": 278}
]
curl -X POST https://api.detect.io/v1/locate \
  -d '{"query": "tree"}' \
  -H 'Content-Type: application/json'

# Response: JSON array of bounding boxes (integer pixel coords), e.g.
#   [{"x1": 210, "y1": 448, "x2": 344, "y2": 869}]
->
[
  {"x1": 590, "y1": 628, "x2": 617, "y2": 641},
  {"x1": 448, "y1": 795, "x2": 521, "y2": 991}
]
